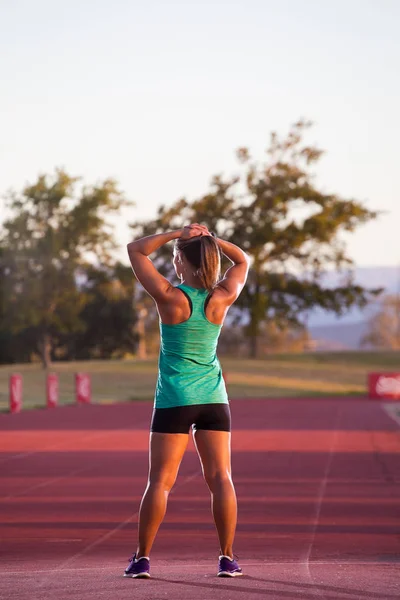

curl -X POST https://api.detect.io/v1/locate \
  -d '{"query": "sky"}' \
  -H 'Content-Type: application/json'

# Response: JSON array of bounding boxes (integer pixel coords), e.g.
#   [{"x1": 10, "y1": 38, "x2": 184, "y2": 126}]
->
[{"x1": 1, "y1": 0, "x2": 399, "y2": 266}]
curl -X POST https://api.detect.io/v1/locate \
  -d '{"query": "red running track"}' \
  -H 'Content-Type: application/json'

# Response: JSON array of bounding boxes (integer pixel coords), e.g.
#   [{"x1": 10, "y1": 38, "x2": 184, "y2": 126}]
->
[{"x1": 0, "y1": 397, "x2": 399, "y2": 600}]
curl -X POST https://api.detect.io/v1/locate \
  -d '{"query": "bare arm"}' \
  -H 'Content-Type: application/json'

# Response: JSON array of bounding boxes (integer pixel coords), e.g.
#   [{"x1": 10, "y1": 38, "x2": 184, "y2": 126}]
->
[
  {"x1": 215, "y1": 237, "x2": 250, "y2": 301},
  {"x1": 127, "y1": 224, "x2": 205, "y2": 301},
  {"x1": 127, "y1": 230, "x2": 182, "y2": 301}
]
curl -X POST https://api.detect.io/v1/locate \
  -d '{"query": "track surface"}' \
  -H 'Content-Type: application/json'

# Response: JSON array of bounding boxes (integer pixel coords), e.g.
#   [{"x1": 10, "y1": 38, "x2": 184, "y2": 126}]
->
[{"x1": 1, "y1": 397, "x2": 399, "y2": 600}]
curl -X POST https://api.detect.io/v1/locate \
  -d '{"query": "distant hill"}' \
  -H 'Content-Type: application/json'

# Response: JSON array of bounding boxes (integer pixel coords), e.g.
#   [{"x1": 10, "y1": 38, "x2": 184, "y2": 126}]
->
[
  {"x1": 308, "y1": 266, "x2": 398, "y2": 349},
  {"x1": 308, "y1": 266, "x2": 399, "y2": 327},
  {"x1": 309, "y1": 321, "x2": 369, "y2": 350},
  {"x1": 346, "y1": 266, "x2": 398, "y2": 292}
]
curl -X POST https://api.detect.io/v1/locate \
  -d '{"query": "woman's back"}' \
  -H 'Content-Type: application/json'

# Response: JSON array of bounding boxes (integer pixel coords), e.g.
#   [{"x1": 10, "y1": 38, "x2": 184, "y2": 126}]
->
[
  {"x1": 156, "y1": 284, "x2": 228, "y2": 408},
  {"x1": 126, "y1": 223, "x2": 249, "y2": 408}
]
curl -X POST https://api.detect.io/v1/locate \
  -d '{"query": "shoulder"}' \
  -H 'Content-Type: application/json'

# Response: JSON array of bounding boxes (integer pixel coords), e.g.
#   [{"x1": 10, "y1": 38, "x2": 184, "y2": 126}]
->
[
  {"x1": 203, "y1": 285, "x2": 234, "y2": 322},
  {"x1": 157, "y1": 284, "x2": 186, "y2": 305},
  {"x1": 210, "y1": 283, "x2": 237, "y2": 306}
]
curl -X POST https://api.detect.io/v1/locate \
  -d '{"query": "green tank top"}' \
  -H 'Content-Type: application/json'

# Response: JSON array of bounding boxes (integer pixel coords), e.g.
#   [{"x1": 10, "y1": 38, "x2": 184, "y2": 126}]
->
[{"x1": 154, "y1": 284, "x2": 228, "y2": 409}]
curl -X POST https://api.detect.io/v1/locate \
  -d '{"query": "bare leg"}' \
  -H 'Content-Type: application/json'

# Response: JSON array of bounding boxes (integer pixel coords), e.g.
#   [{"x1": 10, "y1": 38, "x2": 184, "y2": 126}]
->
[
  {"x1": 137, "y1": 432, "x2": 188, "y2": 558},
  {"x1": 193, "y1": 430, "x2": 237, "y2": 558}
]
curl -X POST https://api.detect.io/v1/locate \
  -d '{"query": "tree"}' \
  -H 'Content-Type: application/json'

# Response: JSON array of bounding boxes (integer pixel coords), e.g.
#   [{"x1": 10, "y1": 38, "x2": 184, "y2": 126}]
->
[
  {"x1": 362, "y1": 295, "x2": 400, "y2": 350},
  {"x1": 60, "y1": 263, "x2": 137, "y2": 360},
  {"x1": 1, "y1": 169, "x2": 131, "y2": 367},
  {"x1": 131, "y1": 120, "x2": 381, "y2": 357},
  {"x1": 134, "y1": 291, "x2": 161, "y2": 358}
]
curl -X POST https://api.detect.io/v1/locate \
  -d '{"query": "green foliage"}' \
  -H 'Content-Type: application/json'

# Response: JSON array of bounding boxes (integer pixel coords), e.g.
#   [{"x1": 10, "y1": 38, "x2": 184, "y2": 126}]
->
[
  {"x1": 131, "y1": 120, "x2": 381, "y2": 356},
  {"x1": 1, "y1": 169, "x2": 132, "y2": 366},
  {"x1": 57, "y1": 263, "x2": 137, "y2": 360}
]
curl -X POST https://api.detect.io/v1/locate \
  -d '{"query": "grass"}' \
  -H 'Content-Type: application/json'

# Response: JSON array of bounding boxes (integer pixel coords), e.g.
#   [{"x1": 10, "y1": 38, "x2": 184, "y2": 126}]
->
[{"x1": 1, "y1": 351, "x2": 399, "y2": 412}]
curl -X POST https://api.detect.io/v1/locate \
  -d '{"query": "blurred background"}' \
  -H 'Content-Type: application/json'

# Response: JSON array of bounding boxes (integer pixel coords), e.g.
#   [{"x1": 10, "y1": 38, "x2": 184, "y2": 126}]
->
[{"x1": 1, "y1": 0, "x2": 399, "y2": 409}]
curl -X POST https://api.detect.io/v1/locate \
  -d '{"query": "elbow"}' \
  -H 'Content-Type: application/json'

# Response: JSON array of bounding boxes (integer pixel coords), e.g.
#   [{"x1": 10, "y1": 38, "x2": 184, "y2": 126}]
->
[
  {"x1": 232, "y1": 251, "x2": 250, "y2": 267},
  {"x1": 127, "y1": 242, "x2": 139, "y2": 262},
  {"x1": 127, "y1": 241, "x2": 147, "y2": 260},
  {"x1": 127, "y1": 241, "x2": 139, "y2": 254}
]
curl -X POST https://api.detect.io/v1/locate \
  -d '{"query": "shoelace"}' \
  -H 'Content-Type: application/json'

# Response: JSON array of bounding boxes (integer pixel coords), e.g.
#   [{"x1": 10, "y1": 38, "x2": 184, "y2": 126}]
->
[
  {"x1": 127, "y1": 553, "x2": 137, "y2": 563},
  {"x1": 220, "y1": 553, "x2": 240, "y2": 562}
]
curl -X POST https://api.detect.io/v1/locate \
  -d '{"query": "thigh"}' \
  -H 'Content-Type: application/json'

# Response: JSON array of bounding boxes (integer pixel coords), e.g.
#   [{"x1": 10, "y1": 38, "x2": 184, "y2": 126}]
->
[
  {"x1": 194, "y1": 403, "x2": 231, "y2": 433},
  {"x1": 193, "y1": 429, "x2": 232, "y2": 478},
  {"x1": 151, "y1": 406, "x2": 196, "y2": 434},
  {"x1": 148, "y1": 432, "x2": 189, "y2": 487}
]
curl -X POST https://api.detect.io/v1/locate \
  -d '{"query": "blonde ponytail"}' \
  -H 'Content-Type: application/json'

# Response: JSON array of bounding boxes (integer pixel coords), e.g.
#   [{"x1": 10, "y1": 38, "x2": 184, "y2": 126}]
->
[
  {"x1": 176, "y1": 234, "x2": 221, "y2": 292},
  {"x1": 199, "y1": 235, "x2": 221, "y2": 292}
]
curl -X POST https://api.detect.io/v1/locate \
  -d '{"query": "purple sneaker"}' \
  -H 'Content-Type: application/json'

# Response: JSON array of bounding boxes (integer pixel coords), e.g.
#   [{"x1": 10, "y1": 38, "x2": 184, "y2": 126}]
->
[
  {"x1": 124, "y1": 553, "x2": 150, "y2": 578},
  {"x1": 218, "y1": 555, "x2": 243, "y2": 577}
]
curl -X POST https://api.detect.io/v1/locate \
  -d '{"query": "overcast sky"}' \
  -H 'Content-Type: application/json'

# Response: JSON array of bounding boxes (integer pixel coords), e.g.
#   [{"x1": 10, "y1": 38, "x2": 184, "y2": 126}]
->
[{"x1": 1, "y1": 0, "x2": 399, "y2": 266}]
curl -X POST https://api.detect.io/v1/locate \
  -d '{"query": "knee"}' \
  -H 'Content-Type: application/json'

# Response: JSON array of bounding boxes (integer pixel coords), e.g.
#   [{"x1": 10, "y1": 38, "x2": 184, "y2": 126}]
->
[
  {"x1": 203, "y1": 469, "x2": 232, "y2": 492},
  {"x1": 148, "y1": 472, "x2": 176, "y2": 492}
]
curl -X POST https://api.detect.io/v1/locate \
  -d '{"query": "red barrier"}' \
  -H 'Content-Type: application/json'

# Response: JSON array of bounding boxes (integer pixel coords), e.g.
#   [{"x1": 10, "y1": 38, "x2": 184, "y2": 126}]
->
[
  {"x1": 46, "y1": 373, "x2": 59, "y2": 408},
  {"x1": 368, "y1": 372, "x2": 400, "y2": 400},
  {"x1": 9, "y1": 374, "x2": 23, "y2": 413},
  {"x1": 75, "y1": 373, "x2": 91, "y2": 404}
]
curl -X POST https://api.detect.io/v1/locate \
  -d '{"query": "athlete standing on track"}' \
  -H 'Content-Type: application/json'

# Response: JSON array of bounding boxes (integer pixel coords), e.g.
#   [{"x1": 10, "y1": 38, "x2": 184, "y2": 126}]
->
[{"x1": 124, "y1": 223, "x2": 249, "y2": 578}]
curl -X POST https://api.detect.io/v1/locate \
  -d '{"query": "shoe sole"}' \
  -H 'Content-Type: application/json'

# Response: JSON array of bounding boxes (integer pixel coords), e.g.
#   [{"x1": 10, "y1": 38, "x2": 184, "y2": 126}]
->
[
  {"x1": 218, "y1": 571, "x2": 243, "y2": 577},
  {"x1": 124, "y1": 573, "x2": 151, "y2": 579}
]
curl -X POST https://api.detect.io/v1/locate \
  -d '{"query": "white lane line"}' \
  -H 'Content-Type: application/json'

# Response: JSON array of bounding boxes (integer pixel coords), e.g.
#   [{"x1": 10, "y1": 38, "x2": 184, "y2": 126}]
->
[
  {"x1": 0, "y1": 430, "x2": 115, "y2": 465},
  {"x1": 0, "y1": 416, "x2": 151, "y2": 465},
  {"x1": 303, "y1": 408, "x2": 341, "y2": 598},
  {"x1": 383, "y1": 402, "x2": 400, "y2": 428},
  {"x1": 33, "y1": 509, "x2": 141, "y2": 588},
  {"x1": 1, "y1": 465, "x2": 93, "y2": 501},
  {"x1": 304, "y1": 428, "x2": 339, "y2": 565},
  {"x1": 35, "y1": 465, "x2": 202, "y2": 587},
  {"x1": 44, "y1": 539, "x2": 83, "y2": 542},
  {"x1": 170, "y1": 469, "x2": 201, "y2": 493},
  {"x1": 0, "y1": 450, "x2": 42, "y2": 464}
]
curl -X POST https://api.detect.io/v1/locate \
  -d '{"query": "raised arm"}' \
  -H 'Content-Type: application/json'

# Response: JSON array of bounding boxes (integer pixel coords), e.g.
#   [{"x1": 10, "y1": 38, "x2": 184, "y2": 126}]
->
[
  {"x1": 127, "y1": 230, "x2": 182, "y2": 301},
  {"x1": 127, "y1": 225, "x2": 205, "y2": 301},
  {"x1": 215, "y1": 237, "x2": 250, "y2": 301}
]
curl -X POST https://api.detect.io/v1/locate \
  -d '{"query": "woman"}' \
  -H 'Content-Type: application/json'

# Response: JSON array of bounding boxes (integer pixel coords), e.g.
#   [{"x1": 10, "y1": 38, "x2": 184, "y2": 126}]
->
[{"x1": 124, "y1": 223, "x2": 249, "y2": 578}]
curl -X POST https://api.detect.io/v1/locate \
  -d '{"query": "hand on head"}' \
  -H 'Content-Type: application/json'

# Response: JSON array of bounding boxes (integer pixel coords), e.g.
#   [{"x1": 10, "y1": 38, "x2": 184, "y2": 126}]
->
[{"x1": 181, "y1": 223, "x2": 211, "y2": 240}]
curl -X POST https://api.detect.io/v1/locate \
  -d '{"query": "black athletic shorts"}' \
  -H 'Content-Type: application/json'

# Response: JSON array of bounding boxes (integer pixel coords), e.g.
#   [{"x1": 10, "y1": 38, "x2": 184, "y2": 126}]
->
[{"x1": 151, "y1": 403, "x2": 231, "y2": 434}]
